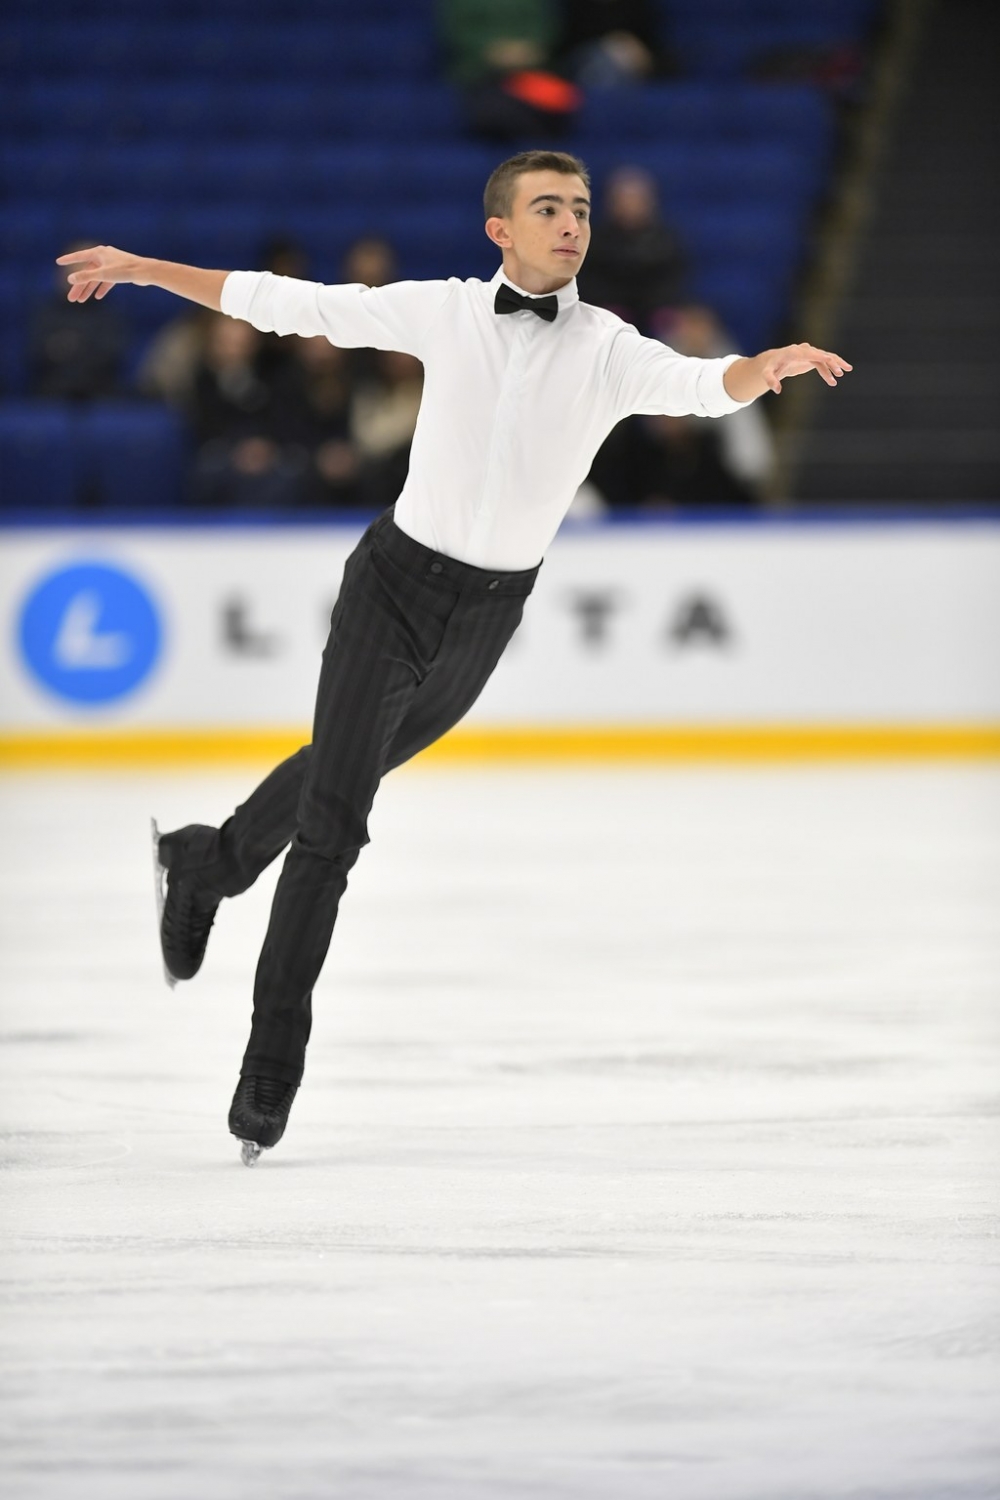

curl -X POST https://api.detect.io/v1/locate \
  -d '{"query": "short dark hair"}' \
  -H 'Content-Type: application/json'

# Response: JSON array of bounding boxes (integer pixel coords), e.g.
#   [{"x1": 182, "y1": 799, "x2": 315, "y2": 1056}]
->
[{"x1": 484, "y1": 151, "x2": 591, "y2": 221}]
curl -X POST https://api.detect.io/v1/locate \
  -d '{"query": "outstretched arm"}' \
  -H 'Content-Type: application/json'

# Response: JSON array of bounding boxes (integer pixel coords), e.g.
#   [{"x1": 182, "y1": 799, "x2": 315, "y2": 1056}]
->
[
  {"x1": 56, "y1": 245, "x2": 228, "y2": 311},
  {"x1": 723, "y1": 343, "x2": 852, "y2": 401},
  {"x1": 57, "y1": 248, "x2": 453, "y2": 358}
]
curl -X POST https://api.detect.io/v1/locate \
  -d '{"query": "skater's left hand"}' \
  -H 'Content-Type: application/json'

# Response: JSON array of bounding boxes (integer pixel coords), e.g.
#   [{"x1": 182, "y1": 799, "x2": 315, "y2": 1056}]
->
[{"x1": 724, "y1": 344, "x2": 853, "y2": 402}]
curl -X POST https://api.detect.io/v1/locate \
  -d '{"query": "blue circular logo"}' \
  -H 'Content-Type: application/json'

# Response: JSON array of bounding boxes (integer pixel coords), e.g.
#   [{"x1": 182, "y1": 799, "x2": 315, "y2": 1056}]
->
[{"x1": 18, "y1": 561, "x2": 163, "y2": 705}]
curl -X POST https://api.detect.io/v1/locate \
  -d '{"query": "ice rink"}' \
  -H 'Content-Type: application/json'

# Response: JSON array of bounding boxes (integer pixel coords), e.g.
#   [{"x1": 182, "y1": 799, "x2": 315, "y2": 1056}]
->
[{"x1": 1, "y1": 762, "x2": 998, "y2": 1500}]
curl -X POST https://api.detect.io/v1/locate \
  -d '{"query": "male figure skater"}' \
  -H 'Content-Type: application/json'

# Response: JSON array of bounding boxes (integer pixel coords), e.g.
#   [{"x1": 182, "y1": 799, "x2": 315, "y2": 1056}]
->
[{"x1": 59, "y1": 150, "x2": 851, "y2": 1164}]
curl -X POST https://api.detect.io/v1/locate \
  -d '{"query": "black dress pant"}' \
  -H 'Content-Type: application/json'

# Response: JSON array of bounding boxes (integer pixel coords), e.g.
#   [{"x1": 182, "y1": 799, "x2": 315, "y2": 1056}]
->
[{"x1": 197, "y1": 507, "x2": 540, "y2": 1085}]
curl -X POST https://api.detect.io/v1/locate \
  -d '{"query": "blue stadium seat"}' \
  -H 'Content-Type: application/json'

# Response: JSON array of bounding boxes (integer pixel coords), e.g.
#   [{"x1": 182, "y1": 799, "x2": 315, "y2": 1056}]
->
[
  {"x1": 0, "y1": 273, "x2": 29, "y2": 397},
  {"x1": 170, "y1": 205, "x2": 274, "y2": 267},
  {"x1": 29, "y1": 0, "x2": 434, "y2": 15},
  {"x1": 690, "y1": 265, "x2": 791, "y2": 354},
  {"x1": 662, "y1": 0, "x2": 879, "y2": 30},
  {"x1": 68, "y1": 205, "x2": 178, "y2": 260},
  {"x1": 291, "y1": 143, "x2": 493, "y2": 207},
  {"x1": 579, "y1": 82, "x2": 833, "y2": 163},
  {"x1": 325, "y1": 84, "x2": 463, "y2": 143},
  {"x1": 2, "y1": 76, "x2": 464, "y2": 145},
  {"x1": 0, "y1": 401, "x2": 79, "y2": 509},
  {"x1": 668, "y1": 12, "x2": 878, "y2": 78},
  {"x1": 586, "y1": 142, "x2": 821, "y2": 210},
  {"x1": 77, "y1": 402, "x2": 188, "y2": 510},
  {"x1": 2, "y1": 81, "x2": 118, "y2": 137},
  {"x1": 720, "y1": 84, "x2": 833, "y2": 149},
  {"x1": 0, "y1": 203, "x2": 63, "y2": 264},
  {"x1": 383, "y1": 205, "x2": 490, "y2": 280},
  {"x1": 675, "y1": 206, "x2": 807, "y2": 276},
  {"x1": 104, "y1": 81, "x2": 234, "y2": 141},
  {"x1": 0, "y1": 18, "x2": 435, "y2": 78}
]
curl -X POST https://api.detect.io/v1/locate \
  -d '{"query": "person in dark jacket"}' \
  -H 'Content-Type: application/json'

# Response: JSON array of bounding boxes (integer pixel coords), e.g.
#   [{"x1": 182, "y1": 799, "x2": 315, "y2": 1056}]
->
[
  {"x1": 577, "y1": 165, "x2": 686, "y2": 335},
  {"x1": 589, "y1": 411, "x2": 757, "y2": 512},
  {"x1": 28, "y1": 249, "x2": 129, "y2": 399},
  {"x1": 556, "y1": 0, "x2": 675, "y2": 86},
  {"x1": 270, "y1": 335, "x2": 365, "y2": 508},
  {"x1": 188, "y1": 314, "x2": 301, "y2": 507}
]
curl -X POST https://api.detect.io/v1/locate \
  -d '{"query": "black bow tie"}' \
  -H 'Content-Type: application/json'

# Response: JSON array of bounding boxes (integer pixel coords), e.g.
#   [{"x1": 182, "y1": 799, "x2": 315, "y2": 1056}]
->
[{"x1": 494, "y1": 284, "x2": 559, "y2": 323}]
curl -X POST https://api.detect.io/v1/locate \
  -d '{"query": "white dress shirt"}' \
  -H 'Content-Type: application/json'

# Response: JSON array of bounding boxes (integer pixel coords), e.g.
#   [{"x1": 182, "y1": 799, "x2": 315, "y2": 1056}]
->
[{"x1": 221, "y1": 264, "x2": 748, "y2": 571}]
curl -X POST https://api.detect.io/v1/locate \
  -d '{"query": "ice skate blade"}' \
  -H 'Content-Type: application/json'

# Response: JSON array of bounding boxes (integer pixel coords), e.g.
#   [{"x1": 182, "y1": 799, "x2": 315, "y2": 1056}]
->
[
  {"x1": 150, "y1": 817, "x2": 177, "y2": 991},
  {"x1": 239, "y1": 1139, "x2": 266, "y2": 1168}
]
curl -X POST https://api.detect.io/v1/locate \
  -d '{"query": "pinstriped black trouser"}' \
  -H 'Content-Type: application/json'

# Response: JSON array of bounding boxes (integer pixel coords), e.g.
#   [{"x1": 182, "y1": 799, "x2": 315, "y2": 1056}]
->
[{"x1": 196, "y1": 507, "x2": 540, "y2": 1085}]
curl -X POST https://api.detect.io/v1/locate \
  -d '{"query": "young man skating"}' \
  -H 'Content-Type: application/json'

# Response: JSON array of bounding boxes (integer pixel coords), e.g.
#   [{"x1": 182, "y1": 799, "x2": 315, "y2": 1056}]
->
[{"x1": 59, "y1": 150, "x2": 851, "y2": 1164}]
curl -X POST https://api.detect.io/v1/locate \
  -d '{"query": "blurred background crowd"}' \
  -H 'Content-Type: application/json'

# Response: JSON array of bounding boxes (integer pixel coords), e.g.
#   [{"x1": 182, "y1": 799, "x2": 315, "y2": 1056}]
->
[{"x1": 0, "y1": 0, "x2": 995, "y2": 515}]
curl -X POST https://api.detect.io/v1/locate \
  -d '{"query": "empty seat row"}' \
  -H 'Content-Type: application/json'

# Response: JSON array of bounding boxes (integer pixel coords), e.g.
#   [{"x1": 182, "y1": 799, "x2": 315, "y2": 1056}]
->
[
  {"x1": 0, "y1": 401, "x2": 188, "y2": 511},
  {"x1": 8, "y1": 0, "x2": 880, "y2": 30},
  {"x1": 663, "y1": 0, "x2": 879, "y2": 28},
  {"x1": 1, "y1": 141, "x2": 826, "y2": 208},
  {"x1": 0, "y1": 81, "x2": 466, "y2": 145},
  {"x1": 0, "y1": 20, "x2": 876, "y2": 84},
  {"x1": 670, "y1": 18, "x2": 879, "y2": 77},
  {"x1": 4, "y1": 196, "x2": 813, "y2": 299},
  {"x1": 5, "y1": 197, "x2": 807, "y2": 296},
  {"x1": 580, "y1": 84, "x2": 833, "y2": 149},
  {"x1": 0, "y1": 81, "x2": 832, "y2": 152},
  {"x1": 10, "y1": 0, "x2": 415, "y2": 16},
  {"x1": 4, "y1": 195, "x2": 814, "y2": 277},
  {"x1": 0, "y1": 20, "x2": 436, "y2": 79}
]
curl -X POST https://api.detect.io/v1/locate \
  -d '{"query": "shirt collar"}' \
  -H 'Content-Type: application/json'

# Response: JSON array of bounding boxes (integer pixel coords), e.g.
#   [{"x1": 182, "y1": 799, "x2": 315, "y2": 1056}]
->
[{"x1": 490, "y1": 265, "x2": 579, "y2": 313}]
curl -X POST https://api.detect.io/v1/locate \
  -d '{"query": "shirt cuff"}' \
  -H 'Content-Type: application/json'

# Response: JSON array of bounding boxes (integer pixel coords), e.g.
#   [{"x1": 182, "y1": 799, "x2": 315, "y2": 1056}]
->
[
  {"x1": 708, "y1": 353, "x2": 753, "y2": 415},
  {"x1": 220, "y1": 270, "x2": 266, "y2": 320}
]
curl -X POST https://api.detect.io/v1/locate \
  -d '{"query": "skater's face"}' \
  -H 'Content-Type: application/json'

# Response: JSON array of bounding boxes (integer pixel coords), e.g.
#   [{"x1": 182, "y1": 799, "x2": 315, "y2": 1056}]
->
[{"x1": 486, "y1": 170, "x2": 591, "y2": 295}]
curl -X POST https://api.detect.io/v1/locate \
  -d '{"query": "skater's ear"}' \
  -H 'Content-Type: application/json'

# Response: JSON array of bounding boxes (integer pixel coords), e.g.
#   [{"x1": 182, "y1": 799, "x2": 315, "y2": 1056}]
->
[{"x1": 485, "y1": 214, "x2": 514, "y2": 251}]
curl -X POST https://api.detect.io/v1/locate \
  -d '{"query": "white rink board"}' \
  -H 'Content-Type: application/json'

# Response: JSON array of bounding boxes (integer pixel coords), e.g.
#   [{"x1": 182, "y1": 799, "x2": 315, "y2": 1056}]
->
[{"x1": 1, "y1": 517, "x2": 998, "y2": 729}]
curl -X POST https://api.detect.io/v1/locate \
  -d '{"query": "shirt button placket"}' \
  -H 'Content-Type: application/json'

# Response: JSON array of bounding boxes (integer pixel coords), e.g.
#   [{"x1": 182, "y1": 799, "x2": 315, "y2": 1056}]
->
[{"x1": 471, "y1": 320, "x2": 532, "y2": 557}]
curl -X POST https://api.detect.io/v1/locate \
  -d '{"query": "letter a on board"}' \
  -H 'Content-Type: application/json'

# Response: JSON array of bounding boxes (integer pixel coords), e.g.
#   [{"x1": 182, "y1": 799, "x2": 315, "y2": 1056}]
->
[{"x1": 668, "y1": 594, "x2": 733, "y2": 648}]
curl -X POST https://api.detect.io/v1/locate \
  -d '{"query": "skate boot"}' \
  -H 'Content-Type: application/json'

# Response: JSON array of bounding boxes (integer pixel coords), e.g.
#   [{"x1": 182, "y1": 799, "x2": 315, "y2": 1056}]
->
[
  {"x1": 228, "y1": 1075, "x2": 299, "y2": 1167},
  {"x1": 151, "y1": 819, "x2": 221, "y2": 987}
]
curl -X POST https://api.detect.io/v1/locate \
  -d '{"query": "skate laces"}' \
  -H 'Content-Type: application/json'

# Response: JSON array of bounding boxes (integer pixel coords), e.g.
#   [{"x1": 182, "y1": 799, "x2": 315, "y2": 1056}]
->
[
  {"x1": 162, "y1": 874, "x2": 217, "y2": 954},
  {"x1": 250, "y1": 1077, "x2": 296, "y2": 1113}
]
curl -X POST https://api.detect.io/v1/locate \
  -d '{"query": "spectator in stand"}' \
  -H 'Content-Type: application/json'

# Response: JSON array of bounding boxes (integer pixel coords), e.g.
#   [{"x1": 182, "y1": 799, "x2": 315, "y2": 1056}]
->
[
  {"x1": 437, "y1": 0, "x2": 555, "y2": 86},
  {"x1": 141, "y1": 237, "x2": 315, "y2": 409},
  {"x1": 260, "y1": 236, "x2": 311, "y2": 282},
  {"x1": 351, "y1": 349, "x2": 424, "y2": 512},
  {"x1": 342, "y1": 235, "x2": 398, "y2": 290},
  {"x1": 577, "y1": 166, "x2": 686, "y2": 336},
  {"x1": 588, "y1": 411, "x2": 758, "y2": 512},
  {"x1": 28, "y1": 245, "x2": 129, "y2": 399},
  {"x1": 188, "y1": 314, "x2": 302, "y2": 508},
  {"x1": 257, "y1": 236, "x2": 313, "y2": 380},
  {"x1": 668, "y1": 304, "x2": 775, "y2": 498},
  {"x1": 341, "y1": 235, "x2": 400, "y2": 383},
  {"x1": 555, "y1": 0, "x2": 676, "y2": 88},
  {"x1": 136, "y1": 304, "x2": 214, "y2": 406},
  {"x1": 271, "y1": 335, "x2": 365, "y2": 509},
  {"x1": 435, "y1": 0, "x2": 580, "y2": 140}
]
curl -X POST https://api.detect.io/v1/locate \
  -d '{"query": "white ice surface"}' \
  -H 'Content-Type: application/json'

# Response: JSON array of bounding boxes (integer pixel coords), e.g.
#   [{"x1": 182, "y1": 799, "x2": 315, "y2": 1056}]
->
[{"x1": 1, "y1": 764, "x2": 998, "y2": 1500}]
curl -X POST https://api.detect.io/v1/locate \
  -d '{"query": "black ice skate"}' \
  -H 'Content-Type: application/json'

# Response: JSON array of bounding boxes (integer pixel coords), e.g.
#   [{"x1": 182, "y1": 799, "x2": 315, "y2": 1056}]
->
[
  {"x1": 228, "y1": 1075, "x2": 299, "y2": 1167},
  {"x1": 151, "y1": 818, "x2": 220, "y2": 987}
]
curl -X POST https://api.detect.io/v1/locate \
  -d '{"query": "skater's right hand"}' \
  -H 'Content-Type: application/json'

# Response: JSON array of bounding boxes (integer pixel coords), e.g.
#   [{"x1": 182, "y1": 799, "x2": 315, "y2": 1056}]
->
[{"x1": 56, "y1": 245, "x2": 154, "y2": 302}]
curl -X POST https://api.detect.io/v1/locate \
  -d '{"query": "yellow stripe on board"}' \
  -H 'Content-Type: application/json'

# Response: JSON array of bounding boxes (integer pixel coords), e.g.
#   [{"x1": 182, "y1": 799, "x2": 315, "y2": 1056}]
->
[{"x1": 2, "y1": 724, "x2": 1000, "y2": 769}]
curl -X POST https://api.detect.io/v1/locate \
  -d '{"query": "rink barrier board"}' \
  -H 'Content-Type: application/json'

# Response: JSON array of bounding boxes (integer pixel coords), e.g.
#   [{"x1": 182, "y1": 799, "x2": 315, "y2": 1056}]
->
[
  {"x1": 4, "y1": 517, "x2": 999, "y2": 740},
  {"x1": 2, "y1": 724, "x2": 1000, "y2": 769}
]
